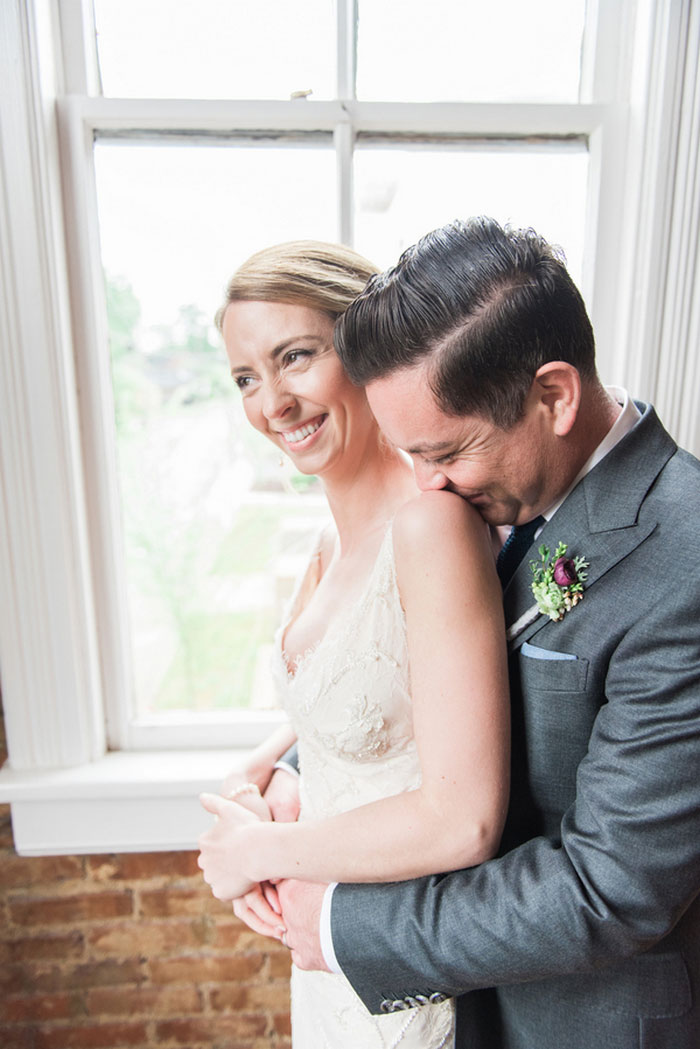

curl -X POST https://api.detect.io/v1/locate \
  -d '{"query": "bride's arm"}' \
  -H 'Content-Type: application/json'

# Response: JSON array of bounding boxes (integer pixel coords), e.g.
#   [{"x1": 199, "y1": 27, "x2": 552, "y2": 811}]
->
[
  {"x1": 221, "y1": 723, "x2": 297, "y2": 796},
  {"x1": 200, "y1": 490, "x2": 509, "y2": 892}
]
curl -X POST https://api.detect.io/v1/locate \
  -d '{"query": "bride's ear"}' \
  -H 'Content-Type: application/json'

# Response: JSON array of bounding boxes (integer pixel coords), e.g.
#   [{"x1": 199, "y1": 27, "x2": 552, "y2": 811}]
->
[{"x1": 532, "y1": 362, "x2": 581, "y2": 437}]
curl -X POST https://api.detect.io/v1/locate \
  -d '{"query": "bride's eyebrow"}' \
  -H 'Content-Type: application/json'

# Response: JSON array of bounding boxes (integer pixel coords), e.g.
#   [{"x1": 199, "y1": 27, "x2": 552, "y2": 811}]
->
[
  {"x1": 270, "y1": 335, "x2": 325, "y2": 358},
  {"x1": 230, "y1": 335, "x2": 325, "y2": 375}
]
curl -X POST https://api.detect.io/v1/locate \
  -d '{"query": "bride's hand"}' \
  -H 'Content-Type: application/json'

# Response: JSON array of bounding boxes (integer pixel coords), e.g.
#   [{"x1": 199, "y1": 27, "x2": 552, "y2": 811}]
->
[
  {"x1": 226, "y1": 785, "x2": 272, "y2": 823},
  {"x1": 198, "y1": 793, "x2": 265, "y2": 901}
]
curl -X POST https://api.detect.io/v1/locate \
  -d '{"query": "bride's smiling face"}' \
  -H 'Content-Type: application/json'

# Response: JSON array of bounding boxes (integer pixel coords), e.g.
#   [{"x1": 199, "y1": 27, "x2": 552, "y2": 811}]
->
[{"x1": 222, "y1": 300, "x2": 377, "y2": 477}]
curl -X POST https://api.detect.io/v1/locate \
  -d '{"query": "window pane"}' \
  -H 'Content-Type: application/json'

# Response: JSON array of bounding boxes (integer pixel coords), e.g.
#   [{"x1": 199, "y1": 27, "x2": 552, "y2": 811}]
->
[
  {"x1": 94, "y1": 0, "x2": 335, "y2": 100},
  {"x1": 354, "y1": 143, "x2": 589, "y2": 289},
  {"x1": 94, "y1": 141, "x2": 334, "y2": 716},
  {"x1": 357, "y1": 0, "x2": 587, "y2": 103}
]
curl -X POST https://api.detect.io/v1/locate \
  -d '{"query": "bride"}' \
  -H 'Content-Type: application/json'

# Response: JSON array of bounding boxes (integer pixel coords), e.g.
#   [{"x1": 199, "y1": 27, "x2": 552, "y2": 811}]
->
[{"x1": 198, "y1": 241, "x2": 510, "y2": 1048}]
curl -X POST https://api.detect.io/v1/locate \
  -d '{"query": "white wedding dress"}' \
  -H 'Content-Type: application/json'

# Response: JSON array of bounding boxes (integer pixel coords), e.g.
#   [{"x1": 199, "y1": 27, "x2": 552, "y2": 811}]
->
[{"x1": 272, "y1": 524, "x2": 455, "y2": 1049}]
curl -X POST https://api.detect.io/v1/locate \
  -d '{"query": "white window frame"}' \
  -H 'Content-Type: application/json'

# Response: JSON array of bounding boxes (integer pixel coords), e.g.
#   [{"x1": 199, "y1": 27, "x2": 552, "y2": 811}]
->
[{"x1": 1, "y1": 0, "x2": 698, "y2": 854}]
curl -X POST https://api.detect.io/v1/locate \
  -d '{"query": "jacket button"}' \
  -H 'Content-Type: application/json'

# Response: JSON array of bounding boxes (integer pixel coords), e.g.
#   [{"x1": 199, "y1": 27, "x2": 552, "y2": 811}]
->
[
  {"x1": 429, "y1": 992, "x2": 447, "y2": 1004},
  {"x1": 380, "y1": 1000, "x2": 393, "y2": 1014}
]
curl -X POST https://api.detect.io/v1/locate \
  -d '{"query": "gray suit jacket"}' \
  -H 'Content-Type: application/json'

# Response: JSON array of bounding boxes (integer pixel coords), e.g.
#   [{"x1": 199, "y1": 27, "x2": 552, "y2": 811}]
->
[{"x1": 331, "y1": 404, "x2": 700, "y2": 1049}]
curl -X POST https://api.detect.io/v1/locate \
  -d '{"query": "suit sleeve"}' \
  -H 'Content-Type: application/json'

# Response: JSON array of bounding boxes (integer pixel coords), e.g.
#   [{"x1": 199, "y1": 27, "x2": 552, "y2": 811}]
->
[
  {"x1": 330, "y1": 522, "x2": 700, "y2": 1010},
  {"x1": 276, "y1": 743, "x2": 299, "y2": 774}
]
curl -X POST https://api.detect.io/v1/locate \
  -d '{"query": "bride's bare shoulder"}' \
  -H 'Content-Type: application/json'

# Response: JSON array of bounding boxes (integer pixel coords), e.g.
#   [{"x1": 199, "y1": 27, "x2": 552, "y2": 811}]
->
[
  {"x1": 392, "y1": 491, "x2": 497, "y2": 606},
  {"x1": 393, "y1": 489, "x2": 486, "y2": 549}
]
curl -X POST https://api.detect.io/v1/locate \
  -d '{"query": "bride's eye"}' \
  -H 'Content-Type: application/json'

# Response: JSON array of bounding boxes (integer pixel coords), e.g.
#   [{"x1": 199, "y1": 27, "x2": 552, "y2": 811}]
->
[
  {"x1": 284, "y1": 349, "x2": 312, "y2": 366},
  {"x1": 235, "y1": 375, "x2": 256, "y2": 391}
]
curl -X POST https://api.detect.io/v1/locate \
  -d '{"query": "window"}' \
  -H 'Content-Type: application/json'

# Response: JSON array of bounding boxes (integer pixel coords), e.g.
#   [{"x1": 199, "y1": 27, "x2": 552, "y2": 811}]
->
[
  {"x1": 71, "y1": 0, "x2": 598, "y2": 753},
  {"x1": 1, "y1": 0, "x2": 698, "y2": 853}
]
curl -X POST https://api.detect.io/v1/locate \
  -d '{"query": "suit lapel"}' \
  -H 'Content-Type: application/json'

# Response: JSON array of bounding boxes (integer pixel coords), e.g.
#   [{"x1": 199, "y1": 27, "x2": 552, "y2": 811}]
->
[{"x1": 504, "y1": 403, "x2": 676, "y2": 649}]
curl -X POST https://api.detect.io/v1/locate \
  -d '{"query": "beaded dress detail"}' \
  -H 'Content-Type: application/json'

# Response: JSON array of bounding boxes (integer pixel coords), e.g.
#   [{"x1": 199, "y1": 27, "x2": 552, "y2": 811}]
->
[{"x1": 272, "y1": 524, "x2": 455, "y2": 1049}]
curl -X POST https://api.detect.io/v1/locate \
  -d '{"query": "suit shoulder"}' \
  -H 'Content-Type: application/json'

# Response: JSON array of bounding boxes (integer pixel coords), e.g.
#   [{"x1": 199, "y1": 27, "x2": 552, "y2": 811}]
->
[{"x1": 646, "y1": 447, "x2": 700, "y2": 527}]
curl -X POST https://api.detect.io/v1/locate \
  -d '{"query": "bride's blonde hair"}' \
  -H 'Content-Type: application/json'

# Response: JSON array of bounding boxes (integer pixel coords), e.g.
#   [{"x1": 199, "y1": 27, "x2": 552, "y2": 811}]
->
[{"x1": 215, "y1": 240, "x2": 378, "y2": 331}]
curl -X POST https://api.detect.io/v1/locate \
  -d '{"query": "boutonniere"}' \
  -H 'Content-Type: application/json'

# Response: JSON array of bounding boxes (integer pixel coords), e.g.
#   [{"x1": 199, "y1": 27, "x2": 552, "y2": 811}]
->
[{"x1": 530, "y1": 542, "x2": 589, "y2": 622}]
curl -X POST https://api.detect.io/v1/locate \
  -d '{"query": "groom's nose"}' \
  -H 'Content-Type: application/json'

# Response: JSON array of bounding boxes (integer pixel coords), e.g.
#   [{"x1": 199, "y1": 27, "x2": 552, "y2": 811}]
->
[{"x1": 413, "y1": 459, "x2": 448, "y2": 491}]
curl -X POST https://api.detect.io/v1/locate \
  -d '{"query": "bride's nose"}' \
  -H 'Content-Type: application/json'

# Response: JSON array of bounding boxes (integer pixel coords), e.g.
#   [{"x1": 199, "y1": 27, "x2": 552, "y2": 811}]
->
[{"x1": 262, "y1": 378, "x2": 295, "y2": 420}]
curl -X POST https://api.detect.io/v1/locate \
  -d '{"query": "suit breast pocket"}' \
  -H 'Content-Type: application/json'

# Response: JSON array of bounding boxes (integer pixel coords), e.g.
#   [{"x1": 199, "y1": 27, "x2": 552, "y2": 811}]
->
[
  {"x1": 515, "y1": 645, "x2": 593, "y2": 819},
  {"x1": 519, "y1": 641, "x2": 589, "y2": 692}
]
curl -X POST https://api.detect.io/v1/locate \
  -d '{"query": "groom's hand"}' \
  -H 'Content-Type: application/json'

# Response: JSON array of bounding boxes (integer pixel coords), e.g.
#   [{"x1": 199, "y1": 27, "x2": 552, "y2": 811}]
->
[
  {"x1": 264, "y1": 768, "x2": 301, "y2": 824},
  {"x1": 230, "y1": 771, "x2": 300, "y2": 941},
  {"x1": 277, "y1": 879, "x2": 330, "y2": 972}
]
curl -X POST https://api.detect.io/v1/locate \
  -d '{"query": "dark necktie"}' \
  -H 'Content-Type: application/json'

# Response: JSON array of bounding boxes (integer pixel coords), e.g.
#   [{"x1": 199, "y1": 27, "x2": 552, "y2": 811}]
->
[{"x1": 496, "y1": 516, "x2": 545, "y2": 588}]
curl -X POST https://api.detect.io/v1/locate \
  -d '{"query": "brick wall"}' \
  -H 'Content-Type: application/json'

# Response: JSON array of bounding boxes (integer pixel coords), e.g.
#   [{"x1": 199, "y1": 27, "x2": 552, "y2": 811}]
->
[{"x1": 0, "y1": 700, "x2": 292, "y2": 1049}]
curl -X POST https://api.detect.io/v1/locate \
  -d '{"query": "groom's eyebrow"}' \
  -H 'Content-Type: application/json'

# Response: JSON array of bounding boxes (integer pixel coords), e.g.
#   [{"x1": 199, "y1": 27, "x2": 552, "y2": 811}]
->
[{"x1": 406, "y1": 439, "x2": 455, "y2": 455}]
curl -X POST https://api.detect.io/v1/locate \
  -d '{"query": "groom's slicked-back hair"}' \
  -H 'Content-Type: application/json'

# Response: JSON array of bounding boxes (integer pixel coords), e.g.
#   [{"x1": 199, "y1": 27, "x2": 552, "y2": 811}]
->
[{"x1": 334, "y1": 216, "x2": 597, "y2": 428}]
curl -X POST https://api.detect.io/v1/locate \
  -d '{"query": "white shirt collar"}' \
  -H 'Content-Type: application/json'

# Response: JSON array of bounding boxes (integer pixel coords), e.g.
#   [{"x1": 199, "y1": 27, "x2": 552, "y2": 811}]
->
[{"x1": 541, "y1": 386, "x2": 641, "y2": 523}]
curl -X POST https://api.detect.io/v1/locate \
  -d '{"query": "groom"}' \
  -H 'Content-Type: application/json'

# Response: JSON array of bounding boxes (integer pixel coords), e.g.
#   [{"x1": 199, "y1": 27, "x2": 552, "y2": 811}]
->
[{"x1": 268, "y1": 218, "x2": 700, "y2": 1048}]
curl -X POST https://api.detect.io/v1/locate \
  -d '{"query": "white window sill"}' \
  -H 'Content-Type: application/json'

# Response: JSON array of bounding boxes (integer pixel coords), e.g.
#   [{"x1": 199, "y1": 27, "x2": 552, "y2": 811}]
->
[{"x1": 0, "y1": 749, "x2": 248, "y2": 856}]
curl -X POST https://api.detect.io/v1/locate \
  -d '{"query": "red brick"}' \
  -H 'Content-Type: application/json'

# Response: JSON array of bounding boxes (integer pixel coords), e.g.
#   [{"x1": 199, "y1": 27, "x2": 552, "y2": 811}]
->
[
  {"x1": 273, "y1": 1011, "x2": 292, "y2": 1036},
  {"x1": 209, "y1": 922, "x2": 264, "y2": 951},
  {"x1": 0, "y1": 855, "x2": 84, "y2": 890},
  {"x1": 87, "y1": 851, "x2": 200, "y2": 882},
  {"x1": 87, "y1": 918, "x2": 206, "y2": 957},
  {"x1": 0, "y1": 1026, "x2": 35, "y2": 1049},
  {"x1": 139, "y1": 887, "x2": 219, "y2": 918},
  {"x1": 150, "y1": 951, "x2": 264, "y2": 985},
  {"x1": 209, "y1": 984, "x2": 246, "y2": 1011},
  {"x1": 156, "y1": 1014, "x2": 267, "y2": 1044},
  {"x1": 5, "y1": 931, "x2": 84, "y2": 963},
  {"x1": 86, "y1": 982, "x2": 203, "y2": 1017},
  {"x1": 34, "y1": 1021, "x2": 148, "y2": 1049},
  {"x1": 9, "y1": 892, "x2": 133, "y2": 926},
  {"x1": 31, "y1": 959, "x2": 146, "y2": 992},
  {"x1": 0, "y1": 991, "x2": 81, "y2": 1022},
  {"x1": 0, "y1": 965, "x2": 30, "y2": 995},
  {"x1": 267, "y1": 951, "x2": 293, "y2": 979},
  {"x1": 210, "y1": 983, "x2": 289, "y2": 1013}
]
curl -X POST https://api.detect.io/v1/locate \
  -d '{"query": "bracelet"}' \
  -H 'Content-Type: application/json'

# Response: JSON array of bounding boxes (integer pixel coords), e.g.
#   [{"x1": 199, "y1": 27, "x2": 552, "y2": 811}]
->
[{"x1": 227, "y1": 782, "x2": 262, "y2": 801}]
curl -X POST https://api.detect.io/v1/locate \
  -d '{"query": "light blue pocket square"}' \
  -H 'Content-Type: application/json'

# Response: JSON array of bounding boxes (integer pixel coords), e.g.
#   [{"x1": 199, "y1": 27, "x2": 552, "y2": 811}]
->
[{"x1": 521, "y1": 641, "x2": 577, "y2": 661}]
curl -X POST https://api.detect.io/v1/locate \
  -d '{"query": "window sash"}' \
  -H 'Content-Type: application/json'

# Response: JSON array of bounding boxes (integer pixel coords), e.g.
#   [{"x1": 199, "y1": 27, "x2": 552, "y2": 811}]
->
[
  {"x1": 3, "y1": 0, "x2": 699, "y2": 855},
  {"x1": 60, "y1": 95, "x2": 610, "y2": 751}
]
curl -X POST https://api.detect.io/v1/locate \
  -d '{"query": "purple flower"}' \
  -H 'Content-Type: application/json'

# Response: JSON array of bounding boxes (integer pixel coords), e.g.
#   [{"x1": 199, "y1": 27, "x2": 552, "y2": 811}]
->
[{"x1": 553, "y1": 556, "x2": 578, "y2": 587}]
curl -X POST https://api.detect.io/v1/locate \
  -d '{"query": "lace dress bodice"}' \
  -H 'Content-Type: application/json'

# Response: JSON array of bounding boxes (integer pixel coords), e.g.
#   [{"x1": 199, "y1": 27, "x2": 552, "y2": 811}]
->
[{"x1": 272, "y1": 525, "x2": 455, "y2": 1049}]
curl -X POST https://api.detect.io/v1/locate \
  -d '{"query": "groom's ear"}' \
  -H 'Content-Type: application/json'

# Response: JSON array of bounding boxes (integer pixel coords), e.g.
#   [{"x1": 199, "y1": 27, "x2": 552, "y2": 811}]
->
[{"x1": 531, "y1": 362, "x2": 581, "y2": 437}]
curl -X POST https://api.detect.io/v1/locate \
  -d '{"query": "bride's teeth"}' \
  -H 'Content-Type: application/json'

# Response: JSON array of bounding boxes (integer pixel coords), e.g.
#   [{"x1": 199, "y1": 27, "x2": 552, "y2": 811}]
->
[{"x1": 284, "y1": 420, "x2": 322, "y2": 444}]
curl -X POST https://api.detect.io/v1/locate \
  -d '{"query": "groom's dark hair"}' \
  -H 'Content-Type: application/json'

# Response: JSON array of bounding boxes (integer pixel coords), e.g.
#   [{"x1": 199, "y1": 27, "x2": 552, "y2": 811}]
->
[{"x1": 334, "y1": 216, "x2": 597, "y2": 429}]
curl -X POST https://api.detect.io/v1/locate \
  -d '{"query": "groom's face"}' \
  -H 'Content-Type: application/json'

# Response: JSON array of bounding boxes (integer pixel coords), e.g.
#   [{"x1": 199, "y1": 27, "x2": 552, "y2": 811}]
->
[{"x1": 366, "y1": 364, "x2": 560, "y2": 527}]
